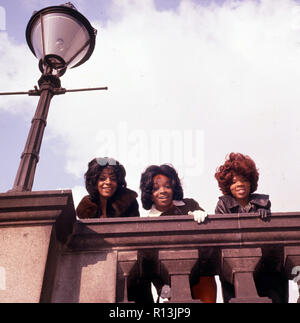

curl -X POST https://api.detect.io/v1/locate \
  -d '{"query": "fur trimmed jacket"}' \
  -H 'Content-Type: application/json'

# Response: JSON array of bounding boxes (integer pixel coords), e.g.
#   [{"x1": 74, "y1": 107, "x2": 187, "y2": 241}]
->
[{"x1": 76, "y1": 188, "x2": 140, "y2": 219}]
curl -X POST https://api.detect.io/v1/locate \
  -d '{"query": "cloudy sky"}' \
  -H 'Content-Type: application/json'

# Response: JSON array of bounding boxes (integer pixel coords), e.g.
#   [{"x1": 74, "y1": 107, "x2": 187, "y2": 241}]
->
[{"x1": 0, "y1": 0, "x2": 299, "y2": 302}]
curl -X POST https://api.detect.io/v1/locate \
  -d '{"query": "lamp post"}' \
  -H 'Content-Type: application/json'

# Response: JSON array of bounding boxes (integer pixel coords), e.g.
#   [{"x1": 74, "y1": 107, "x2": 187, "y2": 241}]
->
[{"x1": 11, "y1": 2, "x2": 99, "y2": 192}]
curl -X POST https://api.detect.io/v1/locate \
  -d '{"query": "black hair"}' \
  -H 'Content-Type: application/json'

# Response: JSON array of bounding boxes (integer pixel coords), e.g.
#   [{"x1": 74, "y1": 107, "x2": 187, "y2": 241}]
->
[
  {"x1": 140, "y1": 164, "x2": 183, "y2": 210},
  {"x1": 85, "y1": 157, "x2": 127, "y2": 202}
]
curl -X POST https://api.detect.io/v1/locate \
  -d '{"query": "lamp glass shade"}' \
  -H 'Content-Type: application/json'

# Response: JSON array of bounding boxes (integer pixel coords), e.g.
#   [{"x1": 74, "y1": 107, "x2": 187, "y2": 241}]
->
[{"x1": 26, "y1": 5, "x2": 96, "y2": 73}]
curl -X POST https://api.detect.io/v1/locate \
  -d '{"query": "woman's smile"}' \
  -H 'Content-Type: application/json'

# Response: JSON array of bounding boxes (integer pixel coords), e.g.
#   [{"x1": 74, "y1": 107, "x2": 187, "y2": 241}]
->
[{"x1": 230, "y1": 175, "x2": 251, "y2": 205}]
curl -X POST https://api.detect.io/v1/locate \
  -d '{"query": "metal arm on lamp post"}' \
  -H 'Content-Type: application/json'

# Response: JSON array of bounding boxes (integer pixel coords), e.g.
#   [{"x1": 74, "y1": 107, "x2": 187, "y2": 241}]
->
[{"x1": 5, "y1": 2, "x2": 103, "y2": 192}]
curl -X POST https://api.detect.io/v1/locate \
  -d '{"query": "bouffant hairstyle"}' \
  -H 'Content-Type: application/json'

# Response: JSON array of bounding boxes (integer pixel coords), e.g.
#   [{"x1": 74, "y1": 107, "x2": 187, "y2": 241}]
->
[
  {"x1": 140, "y1": 164, "x2": 184, "y2": 210},
  {"x1": 85, "y1": 157, "x2": 127, "y2": 202},
  {"x1": 215, "y1": 152, "x2": 259, "y2": 195}
]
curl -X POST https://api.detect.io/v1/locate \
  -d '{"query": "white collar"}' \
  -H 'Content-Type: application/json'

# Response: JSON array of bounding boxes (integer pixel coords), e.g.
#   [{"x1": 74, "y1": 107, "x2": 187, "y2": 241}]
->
[
  {"x1": 146, "y1": 200, "x2": 186, "y2": 217},
  {"x1": 173, "y1": 200, "x2": 186, "y2": 206}
]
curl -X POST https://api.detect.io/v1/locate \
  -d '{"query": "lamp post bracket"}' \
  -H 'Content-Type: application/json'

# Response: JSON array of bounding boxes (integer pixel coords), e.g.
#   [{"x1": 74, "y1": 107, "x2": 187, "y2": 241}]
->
[{"x1": 0, "y1": 86, "x2": 108, "y2": 96}]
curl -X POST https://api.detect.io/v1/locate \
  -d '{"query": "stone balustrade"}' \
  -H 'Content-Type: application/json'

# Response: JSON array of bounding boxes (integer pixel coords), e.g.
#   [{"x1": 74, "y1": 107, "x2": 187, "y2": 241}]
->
[{"x1": 0, "y1": 190, "x2": 300, "y2": 303}]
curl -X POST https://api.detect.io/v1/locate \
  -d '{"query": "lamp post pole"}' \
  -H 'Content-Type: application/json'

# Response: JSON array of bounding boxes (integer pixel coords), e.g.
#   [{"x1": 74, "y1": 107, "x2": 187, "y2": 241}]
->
[
  {"x1": 5, "y1": 2, "x2": 101, "y2": 192},
  {"x1": 12, "y1": 74, "x2": 62, "y2": 191}
]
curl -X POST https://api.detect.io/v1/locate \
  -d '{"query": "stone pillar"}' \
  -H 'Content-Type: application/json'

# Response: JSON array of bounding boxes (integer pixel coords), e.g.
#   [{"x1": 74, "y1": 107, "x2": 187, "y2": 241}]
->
[
  {"x1": 51, "y1": 250, "x2": 118, "y2": 303},
  {"x1": 285, "y1": 246, "x2": 300, "y2": 303},
  {"x1": 116, "y1": 250, "x2": 137, "y2": 303},
  {"x1": 0, "y1": 190, "x2": 75, "y2": 303},
  {"x1": 159, "y1": 249, "x2": 200, "y2": 303},
  {"x1": 222, "y1": 248, "x2": 271, "y2": 303}
]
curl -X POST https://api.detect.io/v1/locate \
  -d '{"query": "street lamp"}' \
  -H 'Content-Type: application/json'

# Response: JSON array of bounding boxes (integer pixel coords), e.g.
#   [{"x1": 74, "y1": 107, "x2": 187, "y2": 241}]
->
[
  {"x1": 26, "y1": 2, "x2": 96, "y2": 77},
  {"x1": 8, "y1": 2, "x2": 105, "y2": 192}
]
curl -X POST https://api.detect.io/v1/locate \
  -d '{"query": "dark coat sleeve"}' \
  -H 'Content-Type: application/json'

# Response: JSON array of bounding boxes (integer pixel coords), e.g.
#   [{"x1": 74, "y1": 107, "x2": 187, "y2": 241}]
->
[
  {"x1": 257, "y1": 200, "x2": 271, "y2": 212},
  {"x1": 182, "y1": 198, "x2": 205, "y2": 213},
  {"x1": 122, "y1": 198, "x2": 140, "y2": 217},
  {"x1": 265, "y1": 199, "x2": 271, "y2": 211},
  {"x1": 191, "y1": 199, "x2": 205, "y2": 212},
  {"x1": 250, "y1": 194, "x2": 271, "y2": 212},
  {"x1": 215, "y1": 199, "x2": 228, "y2": 214},
  {"x1": 76, "y1": 195, "x2": 98, "y2": 219},
  {"x1": 111, "y1": 188, "x2": 140, "y2": 217}
]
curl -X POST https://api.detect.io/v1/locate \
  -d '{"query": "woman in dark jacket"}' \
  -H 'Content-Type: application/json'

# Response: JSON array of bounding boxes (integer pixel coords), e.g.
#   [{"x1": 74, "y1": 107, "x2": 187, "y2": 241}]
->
[
  {"x1": 214, "y1": 152, "x2": 288, "y2": 303},
  {"x1": 132, "y1": 164, "x2": 216, "y2": 303},
  {"x1": 215, "y1": 152, "x2": 271, "y2": 218},
  {"x1": 140, "y1": 164, "x2": 205, "y2": 217},
  {"x1": 76, "y1": 157, "x2": 139, "y2": 219}
]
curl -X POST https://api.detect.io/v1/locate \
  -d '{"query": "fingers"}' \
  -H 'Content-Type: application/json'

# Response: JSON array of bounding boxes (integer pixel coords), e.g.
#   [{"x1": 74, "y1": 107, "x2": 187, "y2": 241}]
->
[
  {"x1": 199, "y1": 211, "x2": 207, "y2": 223},
  {"x1": 258, "y1": 208, "x2": 271, "y2": 221},
  {"x1": 189, "y1": 210, "x2": 208, "y2": 224}
]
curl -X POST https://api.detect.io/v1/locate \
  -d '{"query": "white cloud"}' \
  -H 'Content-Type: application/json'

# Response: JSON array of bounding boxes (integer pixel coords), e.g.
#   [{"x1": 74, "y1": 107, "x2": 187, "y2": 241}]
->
[{"x1": 0, "y1": 32, "x2": 40, "y2": 115}]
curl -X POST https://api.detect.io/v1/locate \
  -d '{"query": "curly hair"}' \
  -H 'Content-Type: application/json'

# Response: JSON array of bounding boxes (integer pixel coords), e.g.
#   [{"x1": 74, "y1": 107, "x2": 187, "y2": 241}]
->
[
  {"x1": 84, "y1": 157, "x2": 127, "y2": 202},
  {"x1": 215, "y1": 152, "x2": 259, "y2": 195},
  {"x1": 140, "y1": 164, "x2": 184, "y2": 210}
]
